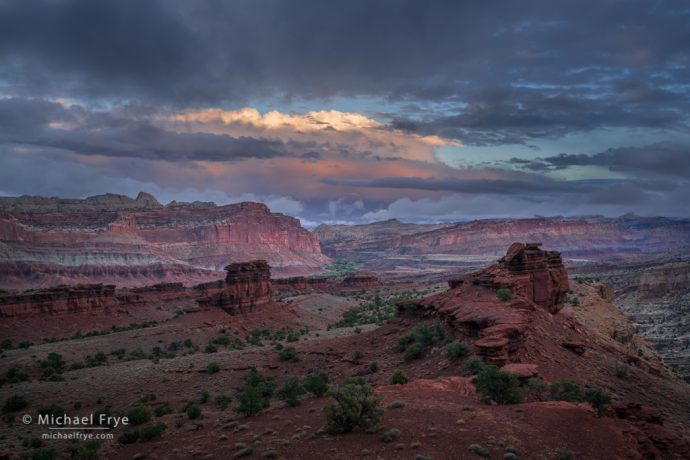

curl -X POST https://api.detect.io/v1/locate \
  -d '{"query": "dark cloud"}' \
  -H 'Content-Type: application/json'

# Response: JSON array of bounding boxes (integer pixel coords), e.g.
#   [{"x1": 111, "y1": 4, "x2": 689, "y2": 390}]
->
[
  {"x1": 0, "y1": 98, "x2": 289, "y2": 161},
  {"x1": 512, "y1": 142, "x2": 690, "y2": 178},
  {"x1": 323, "y1": 174, "x2": 679, "y2": 200}
]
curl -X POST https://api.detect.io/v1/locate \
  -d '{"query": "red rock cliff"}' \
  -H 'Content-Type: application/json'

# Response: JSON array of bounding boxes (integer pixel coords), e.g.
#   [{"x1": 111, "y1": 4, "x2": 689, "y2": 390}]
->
[
  {"x1": 402, "y1": 242, "x2": 569, "y2": 364},
  {"x1": 197, "y1": 260, "x2": 273, "y2": 314}
]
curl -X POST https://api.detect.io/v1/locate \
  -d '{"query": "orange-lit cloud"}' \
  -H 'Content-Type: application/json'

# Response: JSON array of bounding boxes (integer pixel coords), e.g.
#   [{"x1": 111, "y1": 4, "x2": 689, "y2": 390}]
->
[{"x1": 169, "y1": 107, "x2": 458, "y2": 163}]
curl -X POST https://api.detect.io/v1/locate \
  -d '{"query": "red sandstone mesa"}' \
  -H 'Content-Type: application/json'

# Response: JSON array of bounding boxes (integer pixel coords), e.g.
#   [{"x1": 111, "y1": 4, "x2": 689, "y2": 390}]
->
[{"x1": 0, "y1": 193, "x2": 329, "y2": 289}]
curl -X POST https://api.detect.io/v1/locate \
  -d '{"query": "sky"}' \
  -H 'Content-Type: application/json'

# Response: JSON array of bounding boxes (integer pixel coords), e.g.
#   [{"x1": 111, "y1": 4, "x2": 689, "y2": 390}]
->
[{"x1": 1, "y1": 0, "x2": 689, "y2": 225}]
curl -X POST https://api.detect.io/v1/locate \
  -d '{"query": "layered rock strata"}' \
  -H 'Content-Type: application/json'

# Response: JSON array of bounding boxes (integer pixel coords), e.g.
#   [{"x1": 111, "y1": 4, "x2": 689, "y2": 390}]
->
[{"x1": 402, "y1": 242, "x2": 569, "y2": 364}]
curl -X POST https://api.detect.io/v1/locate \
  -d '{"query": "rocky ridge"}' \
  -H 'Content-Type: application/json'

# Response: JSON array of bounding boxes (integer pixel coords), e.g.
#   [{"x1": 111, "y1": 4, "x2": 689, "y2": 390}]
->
[{"x1": 0, "y1": 192, "x2": 329, "y2": 288}]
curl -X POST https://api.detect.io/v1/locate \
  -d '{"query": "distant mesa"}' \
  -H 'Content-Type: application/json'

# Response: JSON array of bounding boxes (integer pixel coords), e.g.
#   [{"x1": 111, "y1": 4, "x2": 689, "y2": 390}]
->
[{"x1": 0, "y1": 192, "x2": 329, "y2": 289}]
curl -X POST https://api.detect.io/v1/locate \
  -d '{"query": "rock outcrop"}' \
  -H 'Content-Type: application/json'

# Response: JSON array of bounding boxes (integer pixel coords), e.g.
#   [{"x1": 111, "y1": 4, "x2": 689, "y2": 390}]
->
[
  {"x1": 196, "y1": 261, "x2": 273, "y2": 314},
  {"x1": 0, "y1": 284, "x2": 118, "y2": 317},
  {"x1": 0, "y1": 193, "x2": 329, "y2": 289},
  {"x1": 401, "y1": 242, "x2": 569, "y2": 364},
  {"x1": 342, "y1": 272, "x2": 382, "y2": 288}
]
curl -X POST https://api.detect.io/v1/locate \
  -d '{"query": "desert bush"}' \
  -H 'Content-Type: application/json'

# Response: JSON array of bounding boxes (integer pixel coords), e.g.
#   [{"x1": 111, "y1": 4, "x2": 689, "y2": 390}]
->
[
  {"x1": 186, "y1": 403, "x2": 202, "y2": 419},
  {"x1": 235, "y1": 387, "x2": 268, "y2": 417},
  {"x1": 389, "y1": 369, "x2": 408, "y2": 385},
  {"x1": 216, "y1": 394, "x2": 231, "y2": 409},
  {"x1": 1, "y1": 366, "x2": 30, "y2": 386},
  {"x1": 3, "y1": 395, "x2": 28, "y2": 413},
  {"x1": 207, "y1": 362, "x2": 221, "y2": 374},
  {"x1": 584, "y1": 388, "x2": 611, "y2": 416},
  {"x1": 352, "y1": 350, "x2": 365, "y2": 362},
  {"x1": 138, "y1": 422, "x2": 166, "y2": 441},
  {"x1": 126, "y1": 406, "x2": 151, "y2": 426},
  {"x1": 496, "y1": 288, "x2": 512, "y2": 301},
  {"x1": 404, "y1": 342, "x2": 425, "y2": 361},
  {"x1": 465, "y1": 356, "x2": 484, "y2": 374},
  {"x1": 548, "y1": 380, "x2": 582, "y2": 402},
  {"x1": 473, "y1": 365, "x2": 523, "y2": 404},
  {"x1": 204, "y1": 344, "x2": 218, "y2": 354},
  {"x1": 153, "y1": 403, "x2": 172, "y2": 417},
  {"x1": 277, "y1": 376, "x2": 305, "y2": 407},
  {"x1": 444, "y1": 341, "x2": 469, "y2": 360},
  {"x1": 368, "y1": 361, "x2": 379, "y2": 373},
  {"x1": 324, "y1": 377, "x2": 383, "y2": 434},
  {"x1": 304, "y1": 371, "x2": 329, "y2": 397},
  {"x1": 278, "y1": 346, "x2": 300, "y2": 362}
]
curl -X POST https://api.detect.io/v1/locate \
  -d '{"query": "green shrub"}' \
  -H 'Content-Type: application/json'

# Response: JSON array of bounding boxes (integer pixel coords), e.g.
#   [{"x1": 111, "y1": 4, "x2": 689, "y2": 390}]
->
[
  {"x1": 204, "y1": 344, "x2": 218, "y2": 354},
  {"x1": 397, "y1": 333, "x2": 416, "y2": 351},
  {"x1": 352, "y1": 350, "x2": 365, "y2": 362},
  {"x1": 368, "y1": 361, "x2": 379, "y2": 373},
  {"x1": 207, "y1": 362, "x2": 220, "y2": 374},
  {"x1": 465, "y1": 356, "x2": 484, "y2": 374},
  {"x1": 445, "y1": 341, "x2": 469, "y2": 360},
  {"x1": 235, "y1": 387, "x2": 268, "y2": 417},
  {"x1": 153, "y1": 403, "x2": 172, "y2": 417},
  {"x1": 473, "y1": 365, "x2": 523, "y2": 404},
  {"x1": 548, "y1": 380, "x2": 582, "y2": 402},
  {"x1": 186, "y1": 403, "x2": 202, "y2": 419},
  {"x1": 584, "y1": 388, "x2": 611, "y2": 415},
  {"x1": 1, "y1": 366, "x2": 30, "y2": 386},
  {"x1": 126, "y1": 406, "x2": 151, "y2": 426},
  {"x1": 199, "y1": 390, "x2": 210, "y2": 403},
  {"x1": 243, "y1": 367, "x2": 277, "y2": 397},
  {"x1": 3, "y1": 395, "x2": 28, "y2": 413},
  {"x1": 278, "y1": 346, "x2": 299, "y2": 362},
  {"x1": 324, "y1": 377, "x2": 383, "y2": 434},
  {"x1": 138, "y1": 422, "x2": 166, "y2": 441},
  {"x1": 496, "y1": 288, "x2": 512, "y2": 301},
  {"x1": 404, "y1": 342, "x2": 425, "y2": 361},
  {"x1": 304, "y1": 371, "x2": 329, "y2": 397},
  {"x1": 118, "y1": 429, "x2": 140, "y2": 444},
  {"x1": 215, "y1": 394, "x2": 231, "y2": 409},
  {"x1": 389, "y1": 369, "x2": 408, "y2": 385},
  {"x1": 277, "y1": 376, "x2": 306, "y2": 407}
]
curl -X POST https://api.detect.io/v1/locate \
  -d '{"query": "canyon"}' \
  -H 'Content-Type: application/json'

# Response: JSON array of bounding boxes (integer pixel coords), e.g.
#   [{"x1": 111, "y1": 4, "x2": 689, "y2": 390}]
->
[
  {"x1": 0, "y1": 192, "x2": 328, "y2": 289},
  {"x1": 1, "y1": 244, "x2": 689, "y2": 459}
]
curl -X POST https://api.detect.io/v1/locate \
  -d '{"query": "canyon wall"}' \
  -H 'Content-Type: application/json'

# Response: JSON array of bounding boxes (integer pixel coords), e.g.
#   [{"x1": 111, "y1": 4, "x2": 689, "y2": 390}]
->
[
  {"x1": 314, "y1": 215, "x2": 690, "y2": 260},
  {"x1": 0, "y1": 193, "x2": 329, "y2": 289}
]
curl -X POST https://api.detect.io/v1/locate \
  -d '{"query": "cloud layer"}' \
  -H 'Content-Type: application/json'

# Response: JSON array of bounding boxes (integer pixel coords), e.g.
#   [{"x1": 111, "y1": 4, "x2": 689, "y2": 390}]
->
[{"x1": 0, "y1": 0, "x2": 689, "y2": 222}]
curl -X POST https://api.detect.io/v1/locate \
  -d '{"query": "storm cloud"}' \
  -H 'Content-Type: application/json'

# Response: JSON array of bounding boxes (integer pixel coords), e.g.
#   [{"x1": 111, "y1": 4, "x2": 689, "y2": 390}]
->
[{"x1": 0, "y1": 0, "x2": 689, "y2": 222}]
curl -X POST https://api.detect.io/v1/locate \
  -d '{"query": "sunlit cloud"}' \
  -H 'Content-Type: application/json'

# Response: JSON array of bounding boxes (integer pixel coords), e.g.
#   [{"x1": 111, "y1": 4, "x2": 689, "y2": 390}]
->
[{"x1": 169, "y1": 107, "x2": 459, "y2": 162}]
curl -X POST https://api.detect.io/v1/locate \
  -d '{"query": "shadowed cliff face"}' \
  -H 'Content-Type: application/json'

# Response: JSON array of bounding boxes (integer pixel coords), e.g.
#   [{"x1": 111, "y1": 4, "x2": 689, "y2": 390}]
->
[{"x1": 0, "y1": 194, "x2": 329, "y2": 289}]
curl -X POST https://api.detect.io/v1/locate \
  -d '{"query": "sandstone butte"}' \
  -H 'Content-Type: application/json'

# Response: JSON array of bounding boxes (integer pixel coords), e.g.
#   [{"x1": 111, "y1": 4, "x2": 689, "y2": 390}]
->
[{"x1": 0, "y1": 192, "x2": 329, "y2": 289}]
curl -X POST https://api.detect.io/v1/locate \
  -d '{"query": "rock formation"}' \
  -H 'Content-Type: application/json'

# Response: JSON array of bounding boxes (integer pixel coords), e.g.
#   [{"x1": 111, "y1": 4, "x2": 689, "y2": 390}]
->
[
  {"x1": 342, "y1": 272, "x2": 382, "y2": 288},
  {"x1": 0, "y1": 284, "x2": 118, "y2": 317},
  {"x1": 314, "y1": 215, "x2": 690, "y2": 260},
  {"x1": 0, "y1": 193, "x2": 329, "y2": 289},
  {"x1": 196, "y1": 260, "x2": 273, "y2": 314},
  {"x1": 401, "y1": 242, "x2": 569, "y2": 364}
]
